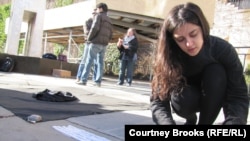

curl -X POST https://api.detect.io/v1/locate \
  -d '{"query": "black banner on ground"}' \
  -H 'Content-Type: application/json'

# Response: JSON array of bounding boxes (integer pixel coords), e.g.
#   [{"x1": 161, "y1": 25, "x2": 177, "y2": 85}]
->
[{"x1": 125, "y1": 125, "x2": 250, "y2": 140}]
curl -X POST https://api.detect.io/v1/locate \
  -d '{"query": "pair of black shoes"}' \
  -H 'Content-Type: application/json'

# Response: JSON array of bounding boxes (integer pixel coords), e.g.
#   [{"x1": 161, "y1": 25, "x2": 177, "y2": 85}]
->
[{"x1": 116, "y1": 82, "x2": 131, "y2": 87}]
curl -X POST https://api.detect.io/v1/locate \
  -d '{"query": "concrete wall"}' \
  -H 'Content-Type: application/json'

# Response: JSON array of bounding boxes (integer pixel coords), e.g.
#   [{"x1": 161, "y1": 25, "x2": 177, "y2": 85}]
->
[
  {"x1": 211, "y1": 0, "x2": 250, "y2": 46},
  {"x1": 211, "y1": 0, "x2": 250, "y2": 70},
  {"x1": 0, "y1": 53, "x2": 78, "y2": 77},
  {"x1": 44, "y1": 0, "x2": 95, "y2": 30},
  {"x1": 97, "y1": 0, "x2": 216, "y2": 27}
]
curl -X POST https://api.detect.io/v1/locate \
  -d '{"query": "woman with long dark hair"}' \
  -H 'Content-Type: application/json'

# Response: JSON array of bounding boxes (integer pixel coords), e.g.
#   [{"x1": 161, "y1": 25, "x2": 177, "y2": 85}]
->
[{"x1": 150, "y1": 2, "x2": 249, "y2": 125}]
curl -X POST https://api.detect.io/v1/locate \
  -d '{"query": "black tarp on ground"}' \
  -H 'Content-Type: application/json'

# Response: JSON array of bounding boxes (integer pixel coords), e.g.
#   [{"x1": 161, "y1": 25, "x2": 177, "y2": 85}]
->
[{"x1": 0, "y1": 88, "x2": 148, "y2": 122}]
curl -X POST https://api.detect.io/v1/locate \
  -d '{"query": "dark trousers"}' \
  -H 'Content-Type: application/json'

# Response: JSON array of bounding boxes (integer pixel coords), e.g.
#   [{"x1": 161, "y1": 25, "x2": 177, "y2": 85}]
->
[
  {"x1": 118, "y1": 59, "x2": 135, "y2": 84},
  {"x1": 171, "y1": 63, "x2": 227, "y2": 124}
]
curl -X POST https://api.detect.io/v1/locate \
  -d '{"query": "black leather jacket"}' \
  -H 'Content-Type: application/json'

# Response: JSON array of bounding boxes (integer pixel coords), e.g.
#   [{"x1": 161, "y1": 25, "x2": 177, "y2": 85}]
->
[{"x1": 150, "y1": 36, "x2": 249, "y2": 125}]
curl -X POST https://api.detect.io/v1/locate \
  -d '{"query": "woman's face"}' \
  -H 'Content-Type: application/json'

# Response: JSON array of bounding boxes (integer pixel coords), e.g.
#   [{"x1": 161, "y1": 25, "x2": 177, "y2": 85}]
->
[
  {"x1": 173, "y1": 23, "x2": 204, "y2": 56},
  {"x1": 96, "y1": 7, "x2": 102, "y2": 13},
  {"x1": 126, "y1": 29, "x2": 134, "y2": 37}
]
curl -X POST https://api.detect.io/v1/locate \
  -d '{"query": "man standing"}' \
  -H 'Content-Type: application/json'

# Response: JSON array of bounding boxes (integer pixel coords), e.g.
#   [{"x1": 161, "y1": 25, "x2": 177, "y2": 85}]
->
[
  {"x1": 76, "y1": 9, "x2": 97, "y2": 83},
  {"x1": 79, "y1": 3, "x2": 113, "y2": 87}
]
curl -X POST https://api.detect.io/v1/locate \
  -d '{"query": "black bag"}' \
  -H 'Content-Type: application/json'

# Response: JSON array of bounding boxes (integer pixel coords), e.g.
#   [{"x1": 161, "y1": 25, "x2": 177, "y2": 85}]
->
[
  {"x1": 32, "y1": 89, "x2": 78, "y2": 102},
  {"x1": 42, "y1": 53, "x2": 57, "y2": 60},
  {"x1": 0, "y1": 57, "x2": 15, "y2": 72}
]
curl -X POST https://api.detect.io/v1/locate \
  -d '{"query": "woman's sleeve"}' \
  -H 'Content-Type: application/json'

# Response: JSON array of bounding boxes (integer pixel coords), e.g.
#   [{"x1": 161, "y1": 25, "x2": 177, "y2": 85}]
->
[
  {"x1": 214, "y1": 41, "x2": 249, "y2": 124},
  {"x1": 150, "y1": 95, "x2": 176, "y2": 125},
  {"x1": 128, "y1": 38, "x2": 138, "y2": 52}
]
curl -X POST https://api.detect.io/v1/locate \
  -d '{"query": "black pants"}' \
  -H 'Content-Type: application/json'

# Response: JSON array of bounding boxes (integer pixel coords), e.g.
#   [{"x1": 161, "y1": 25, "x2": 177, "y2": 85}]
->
[{"x1": 171, "y1": 63, "x2": 227, "y2": 124}]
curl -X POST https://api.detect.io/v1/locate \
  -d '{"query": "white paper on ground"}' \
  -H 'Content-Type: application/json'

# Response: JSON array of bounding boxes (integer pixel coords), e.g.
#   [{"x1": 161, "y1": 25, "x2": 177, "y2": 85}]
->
[{"x1": 53, "y1": 125, "x2": 110, "y2": 141}]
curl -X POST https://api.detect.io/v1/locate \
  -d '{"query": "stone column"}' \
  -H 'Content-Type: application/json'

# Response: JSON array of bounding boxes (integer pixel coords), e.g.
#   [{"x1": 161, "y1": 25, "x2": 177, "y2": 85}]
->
[{"x1": 5, "y1": 0, "x2": 46, "y2": 57}]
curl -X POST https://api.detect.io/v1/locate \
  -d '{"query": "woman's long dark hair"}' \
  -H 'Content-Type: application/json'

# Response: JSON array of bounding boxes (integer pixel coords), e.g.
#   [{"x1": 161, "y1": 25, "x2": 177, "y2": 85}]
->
[{"x1": 151, "y1": 2, "x2": 210, "y2": 100}]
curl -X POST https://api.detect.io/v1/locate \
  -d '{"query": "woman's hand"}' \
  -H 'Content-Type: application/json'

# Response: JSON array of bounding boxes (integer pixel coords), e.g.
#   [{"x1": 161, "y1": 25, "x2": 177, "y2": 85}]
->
[
  {"x1": 123, "y1": 45, "x2": 129, "y2": 49},
  {"x1": 117, "y1": 38, "x2": 123, "y2": 47}
]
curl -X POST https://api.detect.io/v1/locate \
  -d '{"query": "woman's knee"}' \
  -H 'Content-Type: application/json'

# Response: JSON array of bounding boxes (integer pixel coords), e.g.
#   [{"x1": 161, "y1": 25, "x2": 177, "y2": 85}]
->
[
  {"x1": 171, "y1": 86, "x2": 200, "y2": 117},
  {"x1": 203, "y1": 63, "x2": 226, "y2": 85}
]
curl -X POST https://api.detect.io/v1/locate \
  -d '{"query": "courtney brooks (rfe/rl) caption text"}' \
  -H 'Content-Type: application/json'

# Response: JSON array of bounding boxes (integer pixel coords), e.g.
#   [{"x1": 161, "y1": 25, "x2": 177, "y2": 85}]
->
[{"x1": 126, "y1": 128, "x2": 247, "y2": 139}]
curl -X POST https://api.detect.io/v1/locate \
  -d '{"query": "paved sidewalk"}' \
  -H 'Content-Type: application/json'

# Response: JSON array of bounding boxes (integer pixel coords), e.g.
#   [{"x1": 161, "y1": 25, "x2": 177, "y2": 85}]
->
[{"x1": 0, "y1": 72, "x2": 249, "y2": 141}]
